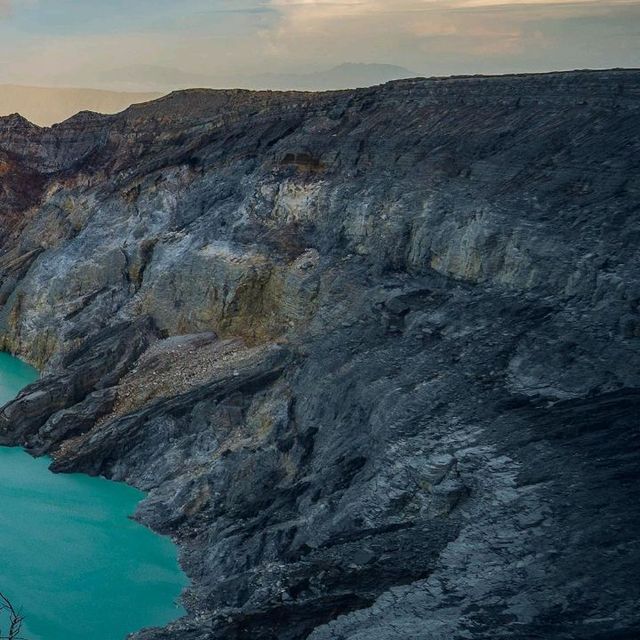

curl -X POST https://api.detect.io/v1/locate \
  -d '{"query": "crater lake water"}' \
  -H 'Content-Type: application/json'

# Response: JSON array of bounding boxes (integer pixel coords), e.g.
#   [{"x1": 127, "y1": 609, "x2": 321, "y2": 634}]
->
[{"x1": 0, "y1": 352, "x2": 187, "y2": 640}]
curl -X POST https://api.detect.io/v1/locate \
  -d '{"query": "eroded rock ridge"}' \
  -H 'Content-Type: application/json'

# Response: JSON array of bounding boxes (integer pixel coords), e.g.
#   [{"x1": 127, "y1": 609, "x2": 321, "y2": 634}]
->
[{"x1": 0, "y1": 70, "x2": 639, "y2": 639}]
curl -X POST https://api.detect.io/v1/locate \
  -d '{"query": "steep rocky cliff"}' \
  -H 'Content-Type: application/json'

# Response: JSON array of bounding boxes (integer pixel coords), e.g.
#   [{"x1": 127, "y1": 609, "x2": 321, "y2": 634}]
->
[{"x1": 0, "y1": 70, "x2": 639, "y2": 640}]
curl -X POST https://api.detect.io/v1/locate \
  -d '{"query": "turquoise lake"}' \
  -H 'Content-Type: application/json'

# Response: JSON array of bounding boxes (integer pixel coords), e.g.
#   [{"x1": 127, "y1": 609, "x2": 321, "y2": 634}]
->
[{"x1": 0, "y1": 352, "x2": 187, "y2": 640}]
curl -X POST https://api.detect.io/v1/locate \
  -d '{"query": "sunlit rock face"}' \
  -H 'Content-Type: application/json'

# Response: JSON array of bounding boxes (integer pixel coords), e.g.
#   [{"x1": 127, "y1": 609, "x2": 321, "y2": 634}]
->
[{"x1": 0, "y1": 70, "x2": 639, "y2": 640}]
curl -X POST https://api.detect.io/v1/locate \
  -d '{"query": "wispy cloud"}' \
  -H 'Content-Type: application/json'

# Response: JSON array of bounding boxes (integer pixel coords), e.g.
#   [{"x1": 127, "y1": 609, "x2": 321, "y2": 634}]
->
[
  {"x1": 0, "y1": 0, "x2": 637, "y2": 87},
  {"x1": 260, "y1": 0, "x2": 639, "y2": 65}
]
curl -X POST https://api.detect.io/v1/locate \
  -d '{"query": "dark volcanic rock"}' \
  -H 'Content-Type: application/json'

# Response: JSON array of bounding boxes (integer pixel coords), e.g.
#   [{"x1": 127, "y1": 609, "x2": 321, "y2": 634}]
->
[
  {"x1": 0, "y1": 318, "x2": 156, "y2": 446},
  {"x1": 0, "y1": 69, "x2": 639, "y2": 640}
]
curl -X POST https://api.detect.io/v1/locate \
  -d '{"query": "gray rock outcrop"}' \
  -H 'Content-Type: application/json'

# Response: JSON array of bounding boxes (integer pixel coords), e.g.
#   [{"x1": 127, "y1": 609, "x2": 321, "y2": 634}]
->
[{"x1": 0, "y1": 69, "x2": 639, "y2": 639}]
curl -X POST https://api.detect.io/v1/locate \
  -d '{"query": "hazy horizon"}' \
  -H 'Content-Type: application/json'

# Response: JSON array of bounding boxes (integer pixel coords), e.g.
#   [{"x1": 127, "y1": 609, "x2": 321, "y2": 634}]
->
[
  {"x1": 0, "y1": 1, "x2": 637, "y2": 92},
  {"x1": 1, "y1": 60, "x2": 637, "y2": 126},
  {"x1": 0, "y1": 0, "x2": 637, "y2": 125}
]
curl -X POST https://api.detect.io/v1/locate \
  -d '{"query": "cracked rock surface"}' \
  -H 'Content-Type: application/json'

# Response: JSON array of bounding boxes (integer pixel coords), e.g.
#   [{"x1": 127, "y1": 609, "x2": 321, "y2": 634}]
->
[{"x1": 0, "y1": 69, "x2": 639, "y2": 639}]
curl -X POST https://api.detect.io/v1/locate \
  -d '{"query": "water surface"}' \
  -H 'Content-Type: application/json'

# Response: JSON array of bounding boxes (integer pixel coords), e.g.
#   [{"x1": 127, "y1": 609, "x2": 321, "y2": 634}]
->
[{"x1": 0, "y1": 352, "x2": 187, "y2": 640}]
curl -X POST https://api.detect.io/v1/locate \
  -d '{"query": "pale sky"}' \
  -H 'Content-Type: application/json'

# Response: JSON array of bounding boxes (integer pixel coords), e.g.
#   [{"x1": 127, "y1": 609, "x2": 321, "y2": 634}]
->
[{"x1": 0, "y1": 0, "x2": 638, "y2": 88}]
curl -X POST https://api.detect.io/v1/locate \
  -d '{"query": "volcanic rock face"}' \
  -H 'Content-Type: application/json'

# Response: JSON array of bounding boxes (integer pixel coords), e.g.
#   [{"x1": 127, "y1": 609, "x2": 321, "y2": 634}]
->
[{"x1": 0, "y1": 70, "x2": 639, "y2": 639}]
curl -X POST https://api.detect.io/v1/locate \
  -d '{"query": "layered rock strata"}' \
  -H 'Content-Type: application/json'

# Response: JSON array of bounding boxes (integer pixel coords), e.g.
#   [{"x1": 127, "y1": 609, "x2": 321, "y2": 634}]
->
[{"x1": 0, "y1": 70, "x2": 639, "y2": 639}]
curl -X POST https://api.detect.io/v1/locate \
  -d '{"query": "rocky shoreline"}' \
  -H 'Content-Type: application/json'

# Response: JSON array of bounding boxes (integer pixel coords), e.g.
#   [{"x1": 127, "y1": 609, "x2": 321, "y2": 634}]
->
[{"x1": 1, "y1": 70, "x2": 639, "y2": 639}]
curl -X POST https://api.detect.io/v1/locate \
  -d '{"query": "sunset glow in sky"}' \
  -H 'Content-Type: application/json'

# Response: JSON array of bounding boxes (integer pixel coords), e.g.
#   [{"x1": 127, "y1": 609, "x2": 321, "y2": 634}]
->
[{"x1": 0, "y1": 0, "x2": 637, "y2": 87}]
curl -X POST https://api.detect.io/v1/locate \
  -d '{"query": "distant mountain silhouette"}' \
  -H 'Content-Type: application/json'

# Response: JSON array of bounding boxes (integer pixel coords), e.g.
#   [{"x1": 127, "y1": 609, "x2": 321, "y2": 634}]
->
[
  {"x1": 94, "y1": 63, "x2": 416, "y2": 92},
  {"x1": 0, "y1": 85, "x2": 162, "y2": 126}
]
